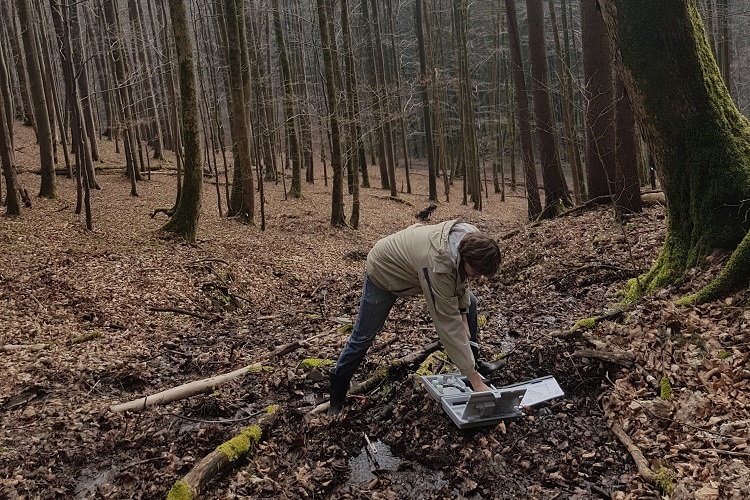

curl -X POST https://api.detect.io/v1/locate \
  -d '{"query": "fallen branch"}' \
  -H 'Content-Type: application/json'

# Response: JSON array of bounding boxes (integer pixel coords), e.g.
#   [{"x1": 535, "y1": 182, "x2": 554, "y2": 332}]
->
[
  {"x1": 167, "y1": 407, "x2": 278, "y2": 500},
  {"x1": 2, "y1": 343, "x2": 48, "y2": 352},
  {"x1": 554, "y1": 303, "x2": 639, "y2": 340},
  {"x1": 111, "y1": 333, "x2": 328, "y2": 413},
  {"x1": 635, "y1": 363, "x2": 660, "y2": 392},
  {"x1": 608, "y1": 422, "x2": 656, "y2": 484},
  {"x1": 573, "y1": 349, "x2": 635, "y2": 367},
  {"x1": 310, "y1": 341, "x2": 442, "y2": 414},
  {"x1": 150, "y1": 307, "x2": 215, "y2": 320}
]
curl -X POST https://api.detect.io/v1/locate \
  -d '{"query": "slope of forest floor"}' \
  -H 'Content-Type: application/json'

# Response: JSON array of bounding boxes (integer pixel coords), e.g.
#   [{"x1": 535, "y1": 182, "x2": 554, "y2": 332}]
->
[{"x1": 2, "y1": 128, "x2": 749, "y2": 499}]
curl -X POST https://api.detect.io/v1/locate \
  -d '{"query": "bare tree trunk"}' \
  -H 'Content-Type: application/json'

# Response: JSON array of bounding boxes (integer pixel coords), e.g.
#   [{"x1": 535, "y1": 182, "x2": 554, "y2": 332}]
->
[
  {"x1": 0, "y1": 46, "x2": 21, "y2": 215},
  {"x1": 223, "y1": 0, "x2": 254, "y2": 220},
  {"x1": 613, "y1": 78, "x2": 642, "y2": 217},
  {"x1": 162, "y1": 0, "x2": 203, "y2": 243},
  {"x1": 386, "y1": 0, "x2": 411, "y2": 194},
  {"x1": 316, "y1": 0, "x2": 345, "y2": 226},
  {"x1": 369, "y1": 0, "x2": 398, "y2": 197},
  {"x1": 415, "y1": 0, "x2": 436, "y2": 201},
  {"x1": 528, "y1": 0, "x2": 571, "y2": 217},
  {"x1": 273, "y1": 0, "x2": 302, "y2": 198},
  {"x1": 422, "y1": 0, "x2": 449, "y2": 202},
  {"x1": 340, "y1": 0, "x2": 361, "y2": 228},
  {"x1": 504, "y1": 0, "x2": 541, "y2": 219},
  {"x1": 1, "y1": 2, "x2": 34, "y2": 130},
  {"x1": 581, "y1": 0, "x2": 616, "y2": 201},
  {"x1": 548, "y1": 0, "x2": 583, "y2": 204},
  {"x1": 101, "y1": 0, "x2": 139, "y2": 196},
  {"x1": 17, "y1": 0, "x2": 56, "y2": 198}
]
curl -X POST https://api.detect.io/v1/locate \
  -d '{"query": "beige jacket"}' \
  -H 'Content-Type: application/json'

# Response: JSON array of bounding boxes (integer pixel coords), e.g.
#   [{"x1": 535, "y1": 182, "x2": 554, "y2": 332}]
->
[{"x1": 366, "y1": 220, "x2": 475, "y2": 375}]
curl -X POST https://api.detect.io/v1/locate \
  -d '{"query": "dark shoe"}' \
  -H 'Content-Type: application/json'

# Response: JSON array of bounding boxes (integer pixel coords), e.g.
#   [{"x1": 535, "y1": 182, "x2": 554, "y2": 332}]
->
[
  {"x1": 477, "y1": 359, "x2": 506, "y2": 376},
  {"x1": 328, "y1": 369, "x2": 350, "y2": 415}
]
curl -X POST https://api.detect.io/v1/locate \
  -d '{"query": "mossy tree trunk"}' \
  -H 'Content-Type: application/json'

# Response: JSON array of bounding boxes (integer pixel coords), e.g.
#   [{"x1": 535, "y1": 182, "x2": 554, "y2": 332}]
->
[
  {"x1": 599, "y1": 0, "x2": 750, "y2": 302},
  {"x1": 162, "y1": 0, "x2": 203, "y2": 243}
]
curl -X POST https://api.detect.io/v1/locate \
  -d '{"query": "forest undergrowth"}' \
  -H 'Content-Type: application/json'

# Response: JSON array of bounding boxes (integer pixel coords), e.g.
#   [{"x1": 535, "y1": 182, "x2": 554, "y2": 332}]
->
[{"x1": 1, "y1": 127, "x2": 749, "y2": 499}]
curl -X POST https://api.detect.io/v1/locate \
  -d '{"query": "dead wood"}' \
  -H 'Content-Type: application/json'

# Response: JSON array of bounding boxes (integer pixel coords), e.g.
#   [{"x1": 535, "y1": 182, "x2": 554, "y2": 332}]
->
[
  {"x1": 635, "y1": 363, "x2": 660, "y2": 392},
  {"x1": 149, "y1": 307, "x2": 215, "y2": 320},
  {"x1": 111, "y1": 334, "x2": 327, "y2": 413},
  {"x1": 2, "y1": 343, "x2": 48, "y2": 352},
  {"x1": 310, "y1": 341, "x2": 442, "y2": 414},
  {"x1": 572, "y1": 349, "x2": 635, "y2": 367},
  {"x1": 608, "y1": 422, "x2": 656, "y2": 484},
  {"x1": 554, "y1": 304, "x2": 638, "y2": 340},
  {"x1": 167, "y1": 408, "x2": 278, "y2": 500}
]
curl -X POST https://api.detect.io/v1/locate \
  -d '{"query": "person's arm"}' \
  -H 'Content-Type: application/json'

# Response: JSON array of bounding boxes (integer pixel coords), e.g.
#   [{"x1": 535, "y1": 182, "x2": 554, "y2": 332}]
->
[{"x1": 419, "y1": 269, "x2": 477, "y2": 376}]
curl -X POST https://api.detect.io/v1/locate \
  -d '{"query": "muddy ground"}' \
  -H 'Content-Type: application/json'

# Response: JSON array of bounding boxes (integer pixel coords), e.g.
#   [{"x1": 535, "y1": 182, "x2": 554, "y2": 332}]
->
[{"x1": 2, "y1": 128, "x2": 749, "y2": 499}]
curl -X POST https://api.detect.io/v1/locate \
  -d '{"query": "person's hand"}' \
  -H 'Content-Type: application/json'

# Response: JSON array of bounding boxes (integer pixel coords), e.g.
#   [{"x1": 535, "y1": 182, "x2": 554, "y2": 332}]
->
[{"x1": 467, "y1": 371, "x2": 491, "y2": 392}]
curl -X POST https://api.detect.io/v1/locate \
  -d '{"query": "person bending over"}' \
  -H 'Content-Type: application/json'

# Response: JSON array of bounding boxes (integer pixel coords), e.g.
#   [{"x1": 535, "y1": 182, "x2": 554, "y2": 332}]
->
[{"x1": 329, "y1": 219, "x2": 502, "y2": 414}]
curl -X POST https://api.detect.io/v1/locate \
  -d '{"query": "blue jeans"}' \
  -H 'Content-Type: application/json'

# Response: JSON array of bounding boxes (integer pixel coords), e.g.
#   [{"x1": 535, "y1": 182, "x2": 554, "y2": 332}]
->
[{"x1": 333, "y1": 273, "x2": 478, "y2": 380}]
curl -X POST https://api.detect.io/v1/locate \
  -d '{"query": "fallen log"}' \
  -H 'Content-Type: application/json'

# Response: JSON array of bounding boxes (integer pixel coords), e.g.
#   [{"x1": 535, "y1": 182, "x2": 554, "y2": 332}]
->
[
  {"x1": 573, "y1": 349, "x2": 635, "y2": 367},
  {"x1": 2, "y1": 343, "x2": 48, "y2": 352},
  {"x1": 111, "y1": 333, "x2": 327, "y2": 413},
  {"x1": 310, "y1": 341, "x2": 442, "y2": 414},
  {"x1": 167, "y1": 406, "x2": 278, "y2": 500}
]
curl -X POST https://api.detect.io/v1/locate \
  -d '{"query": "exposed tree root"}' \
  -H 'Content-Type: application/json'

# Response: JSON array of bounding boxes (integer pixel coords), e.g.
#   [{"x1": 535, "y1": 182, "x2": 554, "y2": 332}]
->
[{"x1": 167, "y1": 407, "x2": 278, "y2": 500}]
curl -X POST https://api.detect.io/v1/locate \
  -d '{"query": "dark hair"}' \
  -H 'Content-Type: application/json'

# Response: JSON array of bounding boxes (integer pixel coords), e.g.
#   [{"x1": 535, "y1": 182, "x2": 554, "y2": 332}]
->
[{"x1": 459, "y1": 232, "x2": 501, "y2": 276}]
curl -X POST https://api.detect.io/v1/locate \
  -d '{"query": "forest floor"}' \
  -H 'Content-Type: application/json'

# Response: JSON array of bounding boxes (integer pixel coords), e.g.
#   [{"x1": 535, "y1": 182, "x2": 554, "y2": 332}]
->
[{"x1": 1, "y1": 125, "x2": 749, "y2": 499}]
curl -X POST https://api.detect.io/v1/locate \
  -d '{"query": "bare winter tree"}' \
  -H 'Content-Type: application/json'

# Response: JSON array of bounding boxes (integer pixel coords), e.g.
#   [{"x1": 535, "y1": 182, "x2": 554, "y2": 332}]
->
[
  {"x1": 161, "y1": 0, "x2": 202, "y2": 242},
  {"x1": 17, "y1": 0, "x2": 57, "y2": 198}
]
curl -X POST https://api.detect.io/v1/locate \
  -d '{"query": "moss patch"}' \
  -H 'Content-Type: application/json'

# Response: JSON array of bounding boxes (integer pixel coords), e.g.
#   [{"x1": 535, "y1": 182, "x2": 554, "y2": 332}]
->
[
  {"x1": 70, "y1": 331, "x2": 102, "y2": 345},
  {"x1": 216, "y1": 425, "x2": 263, "y2": 462},
  {"x1": 654, "y1": 465, "x2": 676, "y2": 494},
  {"x1": 166, "y1": 480, "x2": 194, "y2": 500},
  {"x1": 298, "y1": 358, "x2": 333, "y2": 371},
  {"x1": 659, "y1": 377, "x2": 672, "y2": 401},
  {"x1": 570, "y1": 317, "x2": 596, "y2": 331}
]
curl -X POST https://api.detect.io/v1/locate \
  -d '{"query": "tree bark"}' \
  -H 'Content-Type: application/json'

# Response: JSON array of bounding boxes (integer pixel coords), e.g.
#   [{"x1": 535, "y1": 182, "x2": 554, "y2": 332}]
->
[
  {"x1": 598, "y1": 0, "x2": 750, "y2": 303},
  {"x1": 527, "y1": 0, "x2": 571, "y2": 218},
  {"x1": 272, "y1": 0, "x2": 302, "y2": 198},
  {"x1": 162, "y1": 0, "x2": 203, "y2": 243},
  {"x1": 613, "y1": 78, "x2": 642, "y2": 217},
  {"x1": 0, "y1": 50, "x2": 21, "y2": 215},
  {"x1": 504, "y1": 0, "x2": 542, "y2": 220},
  {"x1": 316, "y1": 0, "x2": 346, "y2": 226},
  {"x1": 415, "y1": 0, "x2": 436, "y2": 202},
  {"x1": 340, "y1": 0, "x2": 361, "y2": 228},
  {"x1": 17, "y1": 0, "x2": 56, "y2": 198},
  {"x1": 223, "y1": 0, "x2": 254, "y2": 221},
  {"x1": 581, "y1": 0, "x2": 616, "y2": 201}
]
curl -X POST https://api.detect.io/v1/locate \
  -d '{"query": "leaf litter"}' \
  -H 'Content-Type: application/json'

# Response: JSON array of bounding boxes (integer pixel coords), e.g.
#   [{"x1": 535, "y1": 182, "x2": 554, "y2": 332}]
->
[{"x1": 1, "y1": 136, "x2": 749, "y2": 499}]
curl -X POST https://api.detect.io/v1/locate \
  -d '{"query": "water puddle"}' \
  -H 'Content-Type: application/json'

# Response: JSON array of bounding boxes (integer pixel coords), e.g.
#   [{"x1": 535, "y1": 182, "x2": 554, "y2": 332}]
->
[{"x1": 347, "y1": 438, "x2": 401, "y2": 484}]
